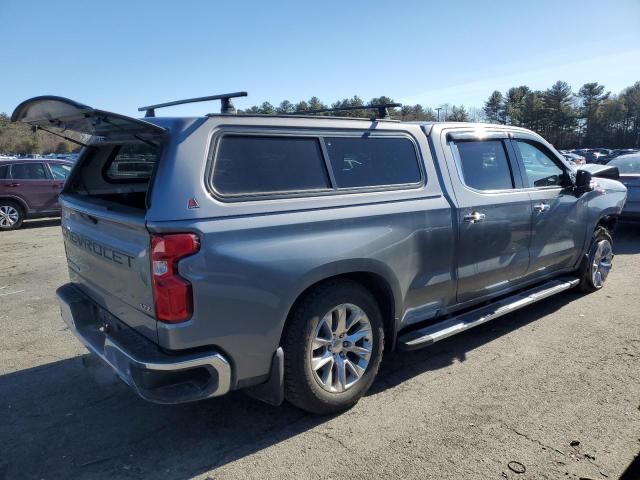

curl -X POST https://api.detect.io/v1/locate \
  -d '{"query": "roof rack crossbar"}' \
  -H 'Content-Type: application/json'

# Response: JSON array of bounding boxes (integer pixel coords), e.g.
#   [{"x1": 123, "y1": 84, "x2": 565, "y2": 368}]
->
[
  {"x1": 293, "y1": 103, "x2": 402, "y2": 120},
  {"x1": 138, "y1": 91, "x2": 248, "y2": 117}
]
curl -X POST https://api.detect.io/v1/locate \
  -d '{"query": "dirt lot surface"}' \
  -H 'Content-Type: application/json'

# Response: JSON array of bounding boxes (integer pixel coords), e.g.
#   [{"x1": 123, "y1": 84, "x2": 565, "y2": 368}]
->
[{"x1": 1, "y1": 219, "x2": 638, "y2": 480}]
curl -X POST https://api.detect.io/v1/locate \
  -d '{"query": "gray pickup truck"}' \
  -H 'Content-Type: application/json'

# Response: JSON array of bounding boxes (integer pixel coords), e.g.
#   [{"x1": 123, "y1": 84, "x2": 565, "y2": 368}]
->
[{"x1": 12, "y1": 94, "x2": 627, "y2": 414}]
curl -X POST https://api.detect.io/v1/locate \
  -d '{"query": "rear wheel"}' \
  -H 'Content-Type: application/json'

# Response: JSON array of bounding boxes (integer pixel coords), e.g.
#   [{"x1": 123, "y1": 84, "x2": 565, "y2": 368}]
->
[
  {"x1": 283, "y1": 280, "x2": 384, "y2": 415},
  {"x1": 0, "y1": 201, "x2": 24, "y2": 231},
  {"x1": 579, "y1": 227, "x2": 614, "y2": 292}
]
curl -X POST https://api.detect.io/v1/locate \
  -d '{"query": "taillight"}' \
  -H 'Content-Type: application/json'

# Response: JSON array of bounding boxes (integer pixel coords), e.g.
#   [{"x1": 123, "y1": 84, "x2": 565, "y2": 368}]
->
[{"x1": 150, "y1": 233, "x2": 200, "y2": 323}]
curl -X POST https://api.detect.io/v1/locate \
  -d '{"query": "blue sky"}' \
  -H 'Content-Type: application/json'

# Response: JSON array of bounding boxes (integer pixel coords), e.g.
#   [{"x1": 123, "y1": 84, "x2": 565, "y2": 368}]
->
[{"x1": 3, "y1": 0, "x2": 639, "y2": 117}]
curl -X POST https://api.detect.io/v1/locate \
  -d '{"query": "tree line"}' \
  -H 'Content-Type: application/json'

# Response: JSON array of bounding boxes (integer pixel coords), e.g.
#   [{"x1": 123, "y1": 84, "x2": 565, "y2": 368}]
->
[
  {"x1": 482, "y1": 81, "x2": 640, "y2": 149},
  {"x1": 238, "y1": 95, "x2": 480, "y2": 123},
  {"x1": 1, "y1": 80, "x2": 638, "y2": 154},
  {"x1": 238, "y1": 81, "x2": 640, "y2": 149},
  {"x1": 0, "y1": 113, "x2": 79, "y2": 155}
]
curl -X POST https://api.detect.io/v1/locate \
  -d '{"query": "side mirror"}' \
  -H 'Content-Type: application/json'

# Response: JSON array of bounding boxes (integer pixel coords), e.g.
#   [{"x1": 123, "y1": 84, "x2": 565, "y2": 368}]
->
[{"x1": 575, "y1": 169, "x2": 592, "y2": 191}]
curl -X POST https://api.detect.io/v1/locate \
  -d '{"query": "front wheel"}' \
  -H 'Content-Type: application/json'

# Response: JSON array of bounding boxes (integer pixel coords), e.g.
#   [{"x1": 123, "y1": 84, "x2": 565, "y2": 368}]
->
[
  {"x1": 579, "y1": 227, "x2": 614, "y2": 292},
  {"x1": 282, "y1": 280, "x2": 384, "y2": 415}
]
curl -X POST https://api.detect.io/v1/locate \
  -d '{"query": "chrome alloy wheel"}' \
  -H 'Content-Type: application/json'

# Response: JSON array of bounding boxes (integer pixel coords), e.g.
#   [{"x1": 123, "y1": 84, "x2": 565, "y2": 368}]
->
[
  {"x1": 591, "y1": 239, "x2": 613, "y2": 288},
  {"x1": 0, "y1": 205, "x2": 19, "y2": 228},
  {"x1": 309, "y1": 303, "x2": 373, "y2": 393}
]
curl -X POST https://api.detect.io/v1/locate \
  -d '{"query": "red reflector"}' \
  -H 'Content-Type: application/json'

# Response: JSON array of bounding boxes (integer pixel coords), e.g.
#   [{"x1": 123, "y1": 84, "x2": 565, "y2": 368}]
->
[{"x1": 150, "y1": 233, "x2": 199, "y2": 323}]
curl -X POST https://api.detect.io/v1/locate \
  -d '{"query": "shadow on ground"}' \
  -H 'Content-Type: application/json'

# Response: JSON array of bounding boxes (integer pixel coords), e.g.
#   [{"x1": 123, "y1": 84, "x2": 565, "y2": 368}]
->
[
  {"x1": 620, "y1": 452, "x2": 640, "y2": 480},
  {"x1": 2, "y1": 290, "x2": 578, "y2": 480},
  {"x1": 614, "y1": 223, "x2": 640, "y2": 254}
]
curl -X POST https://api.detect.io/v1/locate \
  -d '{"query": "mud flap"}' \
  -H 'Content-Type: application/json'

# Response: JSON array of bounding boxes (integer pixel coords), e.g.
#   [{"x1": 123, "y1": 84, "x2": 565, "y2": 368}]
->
[{"x1": 244, "y1": 347, "x2": 284, "y2": 406}]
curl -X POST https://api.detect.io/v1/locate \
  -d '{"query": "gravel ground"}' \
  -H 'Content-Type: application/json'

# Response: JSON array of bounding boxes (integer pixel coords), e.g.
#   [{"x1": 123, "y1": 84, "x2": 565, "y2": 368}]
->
[{"x1": 1, "y1": 220, "x2": 638, "y2": 480}]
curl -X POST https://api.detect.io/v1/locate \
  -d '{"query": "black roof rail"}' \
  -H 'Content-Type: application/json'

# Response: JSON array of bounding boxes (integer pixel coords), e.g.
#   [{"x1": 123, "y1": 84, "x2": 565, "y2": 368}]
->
[
  {"x1": 293, "y1": 103, "x2": 402, "y2": 120},
  {"x1": 138, "y1": 91, "x2": 248, "y2": 117}
]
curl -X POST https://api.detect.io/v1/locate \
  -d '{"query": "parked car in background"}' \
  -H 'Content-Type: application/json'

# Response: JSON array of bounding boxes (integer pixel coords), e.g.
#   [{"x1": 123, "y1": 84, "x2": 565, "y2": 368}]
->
[
  {"x1": 562, "y1": 152, "x2": 586, "y2": 165},
  {"x1": 608, "y1": 149, "x2": 638, "y2": 160},
  {"x1": 608, "y1": 153, "x2": 640, "y2": 221},
  {"x1": 578, "y1": 151, "x2": 608, "y2": 163},
  {"x1": 0, "y1": 158, "x2": 72, "y2": 230}
]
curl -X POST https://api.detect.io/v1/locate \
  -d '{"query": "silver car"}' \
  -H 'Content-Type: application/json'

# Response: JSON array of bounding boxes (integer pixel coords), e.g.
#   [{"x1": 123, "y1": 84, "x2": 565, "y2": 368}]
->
[{"x1": 608, "y1": 154, "x2": 640, "y2": 221}]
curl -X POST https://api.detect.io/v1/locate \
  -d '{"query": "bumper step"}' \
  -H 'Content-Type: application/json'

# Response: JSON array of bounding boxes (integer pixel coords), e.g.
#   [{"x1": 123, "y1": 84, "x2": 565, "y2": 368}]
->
[
  {"x1": 56, "y1": 283, "x2": 232, "y2": 404},
  {"x1": 398, "y1": 277, "x2": 580, "y2": 351}
]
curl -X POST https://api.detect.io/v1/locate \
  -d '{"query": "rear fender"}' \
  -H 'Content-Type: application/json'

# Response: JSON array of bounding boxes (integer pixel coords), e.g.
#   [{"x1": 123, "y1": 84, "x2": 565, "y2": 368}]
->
[
  {"x1": 285, "y1": 258, "x2": 404, "y2": 330},
  {"x1": 0, "y1": 195, "x2": 29, "y2": 213}
]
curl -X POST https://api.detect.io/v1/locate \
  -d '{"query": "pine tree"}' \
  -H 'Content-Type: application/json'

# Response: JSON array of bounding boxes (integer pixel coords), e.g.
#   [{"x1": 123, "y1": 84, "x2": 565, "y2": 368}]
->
[{"x1": 483, "y1": 91, "x2": 504, "y2": 123}]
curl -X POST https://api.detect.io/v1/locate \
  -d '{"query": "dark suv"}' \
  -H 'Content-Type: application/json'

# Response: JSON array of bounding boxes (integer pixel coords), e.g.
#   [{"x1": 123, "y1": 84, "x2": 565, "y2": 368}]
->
[{"x1": 0, "y1": 159, "x2": 72, "y2": 230}]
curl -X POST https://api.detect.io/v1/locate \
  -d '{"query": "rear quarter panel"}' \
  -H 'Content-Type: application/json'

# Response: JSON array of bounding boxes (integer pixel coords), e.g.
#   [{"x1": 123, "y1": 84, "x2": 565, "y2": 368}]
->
[
  {"x1": 154, "y1": 197, "x2": 453, "y2": 385},
  {"x1": 146, "y1": 118, "x2": 455, "y2": 385}
]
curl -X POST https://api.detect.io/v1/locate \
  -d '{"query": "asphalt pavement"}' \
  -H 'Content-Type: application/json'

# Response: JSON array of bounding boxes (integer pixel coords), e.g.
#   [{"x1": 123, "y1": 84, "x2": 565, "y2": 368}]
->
[{"x1": 1, "y1": 220, "x2": 638, "y2": 480}]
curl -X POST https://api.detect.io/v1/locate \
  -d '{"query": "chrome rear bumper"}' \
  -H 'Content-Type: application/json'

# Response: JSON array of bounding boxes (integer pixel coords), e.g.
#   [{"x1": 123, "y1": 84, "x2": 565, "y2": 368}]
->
[{"x1": 57, "y1": 283, "x2": 231, "y2": 404}]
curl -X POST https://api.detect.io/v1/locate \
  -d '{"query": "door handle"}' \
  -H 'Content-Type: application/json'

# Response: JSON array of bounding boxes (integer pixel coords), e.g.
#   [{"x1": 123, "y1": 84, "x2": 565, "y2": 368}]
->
[
  {"x1": 7, "y1": 182, "x2": 20, "y2": 187},
  {"x1": 533, "y1": 202, "x2": 550, "y2": 213},
  {"x1": 463, "y1": 211, "x2": 486, "y2": 224}
]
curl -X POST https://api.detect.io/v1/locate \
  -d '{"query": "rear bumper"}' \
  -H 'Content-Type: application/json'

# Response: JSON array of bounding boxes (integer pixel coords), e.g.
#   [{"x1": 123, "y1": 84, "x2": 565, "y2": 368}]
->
[{"x1": 56, "y1": 283, "x2": 232, "y2": 404}]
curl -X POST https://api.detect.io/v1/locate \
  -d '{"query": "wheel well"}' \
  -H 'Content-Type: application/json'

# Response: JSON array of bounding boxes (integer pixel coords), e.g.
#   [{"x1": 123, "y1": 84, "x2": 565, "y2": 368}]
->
[
  {"x1": 0, "y1": 197, "x2": 26, "y2": 213},
  {"x1": 283, "y1": 272, "x2": 397, "y2": 350},
  {"x1": 597, "y1": 215, "x2": 618, "y2": 233}
]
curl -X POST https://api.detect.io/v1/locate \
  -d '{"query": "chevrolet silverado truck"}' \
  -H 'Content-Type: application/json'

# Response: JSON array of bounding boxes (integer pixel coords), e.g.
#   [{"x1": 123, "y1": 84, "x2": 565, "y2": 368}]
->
[{"x1": 12, "y1": 94, "x2": 627, "y2": 414}]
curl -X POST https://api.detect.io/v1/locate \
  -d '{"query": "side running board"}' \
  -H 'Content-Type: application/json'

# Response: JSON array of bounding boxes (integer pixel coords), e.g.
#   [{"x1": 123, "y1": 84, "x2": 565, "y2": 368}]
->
[{"x1": 398, "y1": 277, "x2": 580, "y2": 351}]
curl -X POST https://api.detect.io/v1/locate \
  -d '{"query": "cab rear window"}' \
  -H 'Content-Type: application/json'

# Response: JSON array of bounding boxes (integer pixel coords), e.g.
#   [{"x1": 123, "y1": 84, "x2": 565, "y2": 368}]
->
[{"x1": 104, "y1": 143, "x2": 161, "y2": 182}]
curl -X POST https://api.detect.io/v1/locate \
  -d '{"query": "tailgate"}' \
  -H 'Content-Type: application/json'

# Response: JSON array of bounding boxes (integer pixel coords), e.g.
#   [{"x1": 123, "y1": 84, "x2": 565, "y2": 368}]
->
[
  {"x1": 12, "y1": 95, "x2": 167, "y2": 342},
  {"x1": 61, "y1": 198, "x2": 157, "y2": 342}
]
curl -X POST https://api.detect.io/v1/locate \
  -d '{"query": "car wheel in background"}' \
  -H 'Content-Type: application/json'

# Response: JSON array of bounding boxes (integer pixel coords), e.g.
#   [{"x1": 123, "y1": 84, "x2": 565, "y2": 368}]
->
[{"x1": 0, "y1": 201, "x2": 24, "y2": 231}]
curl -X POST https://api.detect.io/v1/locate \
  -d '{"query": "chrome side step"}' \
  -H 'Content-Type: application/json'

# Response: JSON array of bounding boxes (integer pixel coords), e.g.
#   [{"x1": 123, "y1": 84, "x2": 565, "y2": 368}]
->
[{"x1": 397, "y1": 277, "x2": 580, "y2": 351}]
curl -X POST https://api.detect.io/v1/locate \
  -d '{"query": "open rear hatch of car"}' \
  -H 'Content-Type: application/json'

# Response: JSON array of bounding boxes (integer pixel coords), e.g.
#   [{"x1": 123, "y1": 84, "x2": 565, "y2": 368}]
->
[
  {"x1": 13, "y1": 96, "x2": 168, "y2": 342},
  {"x1": 12, "y1": 95, "x2": 167, "y2": 141}
]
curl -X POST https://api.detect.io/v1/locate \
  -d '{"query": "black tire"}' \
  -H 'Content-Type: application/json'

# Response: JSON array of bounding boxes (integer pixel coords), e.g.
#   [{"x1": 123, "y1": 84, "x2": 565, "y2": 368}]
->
[
  {"x1": 578, "y1": 226, "x2": 614, "y2": 292},
  {"x1": 283, "y1": 280, "x2": 385, "y2": 415},
  {"x1": 0, "y1": 200, "x2": 24, "y2": 231}
]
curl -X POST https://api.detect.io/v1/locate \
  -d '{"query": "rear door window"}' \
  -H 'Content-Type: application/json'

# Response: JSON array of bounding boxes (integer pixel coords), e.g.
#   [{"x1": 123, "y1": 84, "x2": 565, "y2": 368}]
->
[
  {"x1": 49, "y1": 163, "x2": 72, "y2": 180},
  {"x1": 0, "y1": 164, "x2": 9, "y2": 179},
  {"x1": 454, "y1": 140, "x2": 514, "y2": 190},
  {"x1": 10, "y1": 163, "x2": 48, "y2": 180},
  {"x1": 212, "y1": 135, "x2": 330, "y2": 195},
  {"x1": 325, "y1": 137, "x2": 421, "y2": 188}
]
